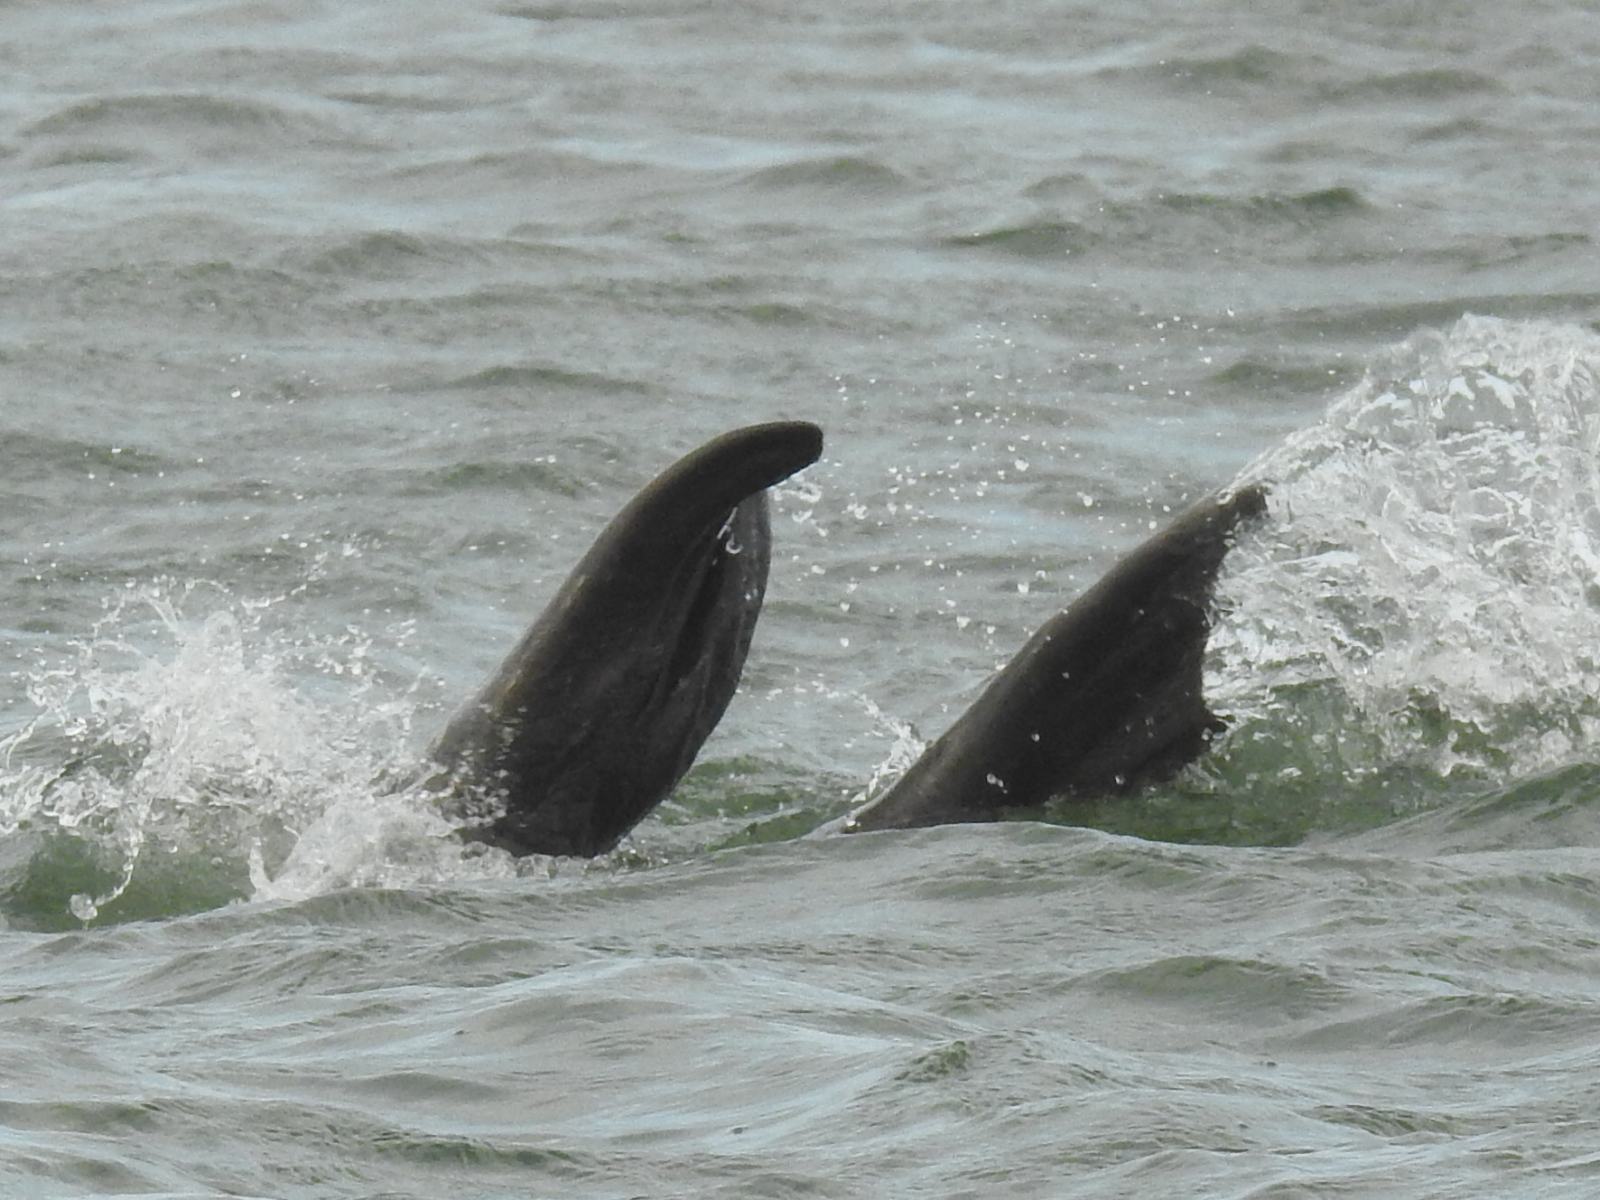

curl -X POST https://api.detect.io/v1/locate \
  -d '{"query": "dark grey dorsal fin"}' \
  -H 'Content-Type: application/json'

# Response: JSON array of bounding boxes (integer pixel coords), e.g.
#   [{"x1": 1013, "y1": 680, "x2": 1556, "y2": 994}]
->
[
  {"x1": 849, "y1": 485, "x2": 1267, "y2": 832},
  {"x1": 429, "y1": 422, "x2": 823, "y2": 857}
]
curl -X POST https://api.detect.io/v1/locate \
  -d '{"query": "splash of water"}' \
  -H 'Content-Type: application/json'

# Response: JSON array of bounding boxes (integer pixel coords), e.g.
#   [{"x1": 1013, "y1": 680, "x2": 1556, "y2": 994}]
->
[
  {"x1": 0, "y1": 580, "x2": 485, "y2": 924},
  {"x1": 1207, "y1": 315, "x2": 1600, "y2": 814}
]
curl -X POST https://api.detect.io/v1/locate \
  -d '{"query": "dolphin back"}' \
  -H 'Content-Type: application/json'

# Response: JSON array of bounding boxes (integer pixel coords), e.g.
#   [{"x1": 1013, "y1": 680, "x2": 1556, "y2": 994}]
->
[
  {"x1": 430, "y1": 421, "x2": 823, "y2": 857},
  {"x1": 849, "y1": 485, "x2": 1268, "y2": 832}
]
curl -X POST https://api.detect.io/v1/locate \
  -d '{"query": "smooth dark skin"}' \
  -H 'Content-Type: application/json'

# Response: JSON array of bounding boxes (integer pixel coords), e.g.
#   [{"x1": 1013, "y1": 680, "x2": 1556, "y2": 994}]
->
[
  {"x1": 427, "y1": 421, "x2": 823, "y2": 858},
  {"x1": 848, "y1": 485, "x2": 1268, "y2": 832},
  {"x1": 428, "y1": 417, "x2": 1261, "y2": 855}
]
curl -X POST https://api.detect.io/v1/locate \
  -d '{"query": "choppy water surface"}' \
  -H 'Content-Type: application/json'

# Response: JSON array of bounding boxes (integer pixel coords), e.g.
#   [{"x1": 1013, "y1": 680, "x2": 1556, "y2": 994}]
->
[{"x1": 5, "y1": 1, "x2": 1600, "y2": 1196}]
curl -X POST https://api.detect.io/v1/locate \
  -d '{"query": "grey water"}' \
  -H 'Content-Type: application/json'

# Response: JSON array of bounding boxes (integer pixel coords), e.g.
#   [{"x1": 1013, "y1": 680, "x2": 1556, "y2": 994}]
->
[{"x1": 5, "y1": 1, "x2": 1600, "y2": 1196}]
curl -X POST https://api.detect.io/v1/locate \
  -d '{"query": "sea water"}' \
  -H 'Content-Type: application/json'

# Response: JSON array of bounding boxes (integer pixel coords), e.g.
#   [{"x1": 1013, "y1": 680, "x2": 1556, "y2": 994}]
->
[{"x1": 4, "y1": 1, "x2": 1600, "y2": 1196}]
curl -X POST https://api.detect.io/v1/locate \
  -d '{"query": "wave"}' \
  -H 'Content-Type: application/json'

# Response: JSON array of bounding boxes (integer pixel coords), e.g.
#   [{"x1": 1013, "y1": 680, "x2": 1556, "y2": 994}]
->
[
  {"x1": 22, "y1": 92, "x2": 361, "y2": 165},
  {"x1": 1157, "y1": 316, "x2": 1600, "y2": 843}
]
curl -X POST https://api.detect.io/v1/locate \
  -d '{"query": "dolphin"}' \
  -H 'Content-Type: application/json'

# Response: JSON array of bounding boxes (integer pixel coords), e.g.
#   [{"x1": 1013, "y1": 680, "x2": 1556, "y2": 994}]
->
[
  {"x1": 848, "y1": 484, "x2": 1268, "y2": 832},
  {"x1": 427, "y1": 420, "x2": 823, "y2": 858}
]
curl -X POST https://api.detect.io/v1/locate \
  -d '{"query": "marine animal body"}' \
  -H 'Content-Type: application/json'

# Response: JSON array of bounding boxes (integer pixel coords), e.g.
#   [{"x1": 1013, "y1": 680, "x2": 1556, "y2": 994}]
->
[
  {"x1": 847, "y1": 485, "x2": 1268, "y2": 832},
  {"x1": 427, "y1": 421, "x2": 823, "y2": 858},
  {"x1": 431, "y1": 419, "x2": 1265, "y2": 856}
]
